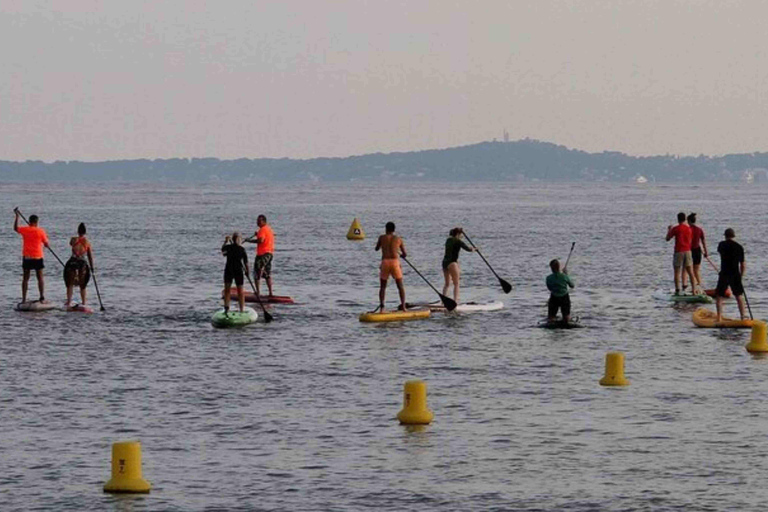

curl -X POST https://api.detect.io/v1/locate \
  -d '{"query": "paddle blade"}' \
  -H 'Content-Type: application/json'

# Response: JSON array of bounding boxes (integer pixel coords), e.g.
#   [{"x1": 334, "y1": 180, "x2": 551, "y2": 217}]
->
[
  {"x1": 263, "y1": 310, "x2": 273, "y2": 323},
  {"x1": 440, "y1": 294, "x2": 457, "y2": 311},
  {"x1": 499, "y1": 278, "x2": 512, "y2": 294}
]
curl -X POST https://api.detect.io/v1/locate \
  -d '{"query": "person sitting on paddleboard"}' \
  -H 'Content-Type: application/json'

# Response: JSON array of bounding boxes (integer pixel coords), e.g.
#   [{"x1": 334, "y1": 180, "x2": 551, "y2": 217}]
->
[
  {"x1": 715, "y1": 228, "x2": 746, "y2": 322},
  {"x1": 442, "y1": 227, "x2": 475, "y2": 304},
  {"x1": 666, "y1": 212, "x2": 697, "y2": 295},
  {"x1": 14, "y1": 209, "x2": 51, "y2": 304},
  {"x1": 375, "y1": 221, "x2": 407, "y2": 312},
  {"x1": 245, "y1": 214, "x2": 274, "y2": 297},
  {"x1": 64, "y1": 223, "x2": 95, "y2": 307},
  {"x1": 546, "y1": 258, "x2": 574, "y2": 324},
  {"x1": 682, "y1": 213, "x2": 708, "y2": 293},
  {"x1": 222, "y1": 232, "x2": 249, "y2": 314}
]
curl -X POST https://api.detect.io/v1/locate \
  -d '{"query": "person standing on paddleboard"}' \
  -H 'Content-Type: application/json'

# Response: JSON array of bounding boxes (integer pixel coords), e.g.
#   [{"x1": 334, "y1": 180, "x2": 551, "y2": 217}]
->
[
  {"x1": 64, "y1": 223, "x2": 95, "y2": 307},
  {"x1": 14, "y1": 209, "x2": 51, "y2": 304},
  {"x1": 442, "y1": 227, "x2": 475, "y2": 304},
  {"x1": 715, "y1": 228, "x2": 747, "y2": 322},
  {"x1": 546, "y1": 258, "x2": 574, "y2": 324},
  {"x1": 375, "y1": 222, "x2": 407, "y2": 312},
  {"x1": 666, "y1": 212, "x2": 697, "y2": 295},
  {"x1": 682, "y1": 213, "x2": 708, "y2": 292},
  {"x1": 222, "y1": 232, "x2": 249, "y2": 314},
  {"x1": 245, "y1": 214, "x2": 274, "y2": 297}
]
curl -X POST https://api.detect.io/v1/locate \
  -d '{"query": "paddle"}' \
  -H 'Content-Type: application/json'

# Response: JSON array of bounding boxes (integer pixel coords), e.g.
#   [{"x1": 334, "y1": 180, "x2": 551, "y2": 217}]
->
[
  {"x1": 14, "y1": 207, "x2": 65, "y2": 267},
  {"x1": 243, "y1": 262, "x2": 273, "y2": 323},
  {"x1": 462, "y1": 232, "x2": 512, "y2": 294},
  {"x1": 564, "y1": 242, "x2": 576, "y2": 270},
  {"x1": 401, "y1": 256, "x2": 457, "y2": 311},
  {"x1": 87, "y1": 262, "x2": 106, "y2": 311}
]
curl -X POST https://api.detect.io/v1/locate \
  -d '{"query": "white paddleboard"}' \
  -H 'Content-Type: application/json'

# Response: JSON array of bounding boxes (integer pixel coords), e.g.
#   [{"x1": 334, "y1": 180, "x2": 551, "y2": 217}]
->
[
  {"x1": 15, "y1": 300, "x2": 57, "y2": 312},
  {"x1": 411, "y1": 301, "x2": 504, "y2": 313}
]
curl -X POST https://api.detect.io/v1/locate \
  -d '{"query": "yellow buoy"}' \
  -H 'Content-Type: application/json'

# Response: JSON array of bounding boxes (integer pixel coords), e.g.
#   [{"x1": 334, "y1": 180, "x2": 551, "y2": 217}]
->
[
  {"x1": 599, "y1": 352, "x2": 630, "y2": 387},
  {"x1": 346, "y1": 218, "x2": 365, "y2": 240},
  {"x1": 103, "y1": 441, "x2": 151, "y2": 494},
  {"x1": 746, "y1": 321, "x2": 768, "y2": 353},
  {"x1": 397, "y1": 380, "x2": 434, "y2": 425}
]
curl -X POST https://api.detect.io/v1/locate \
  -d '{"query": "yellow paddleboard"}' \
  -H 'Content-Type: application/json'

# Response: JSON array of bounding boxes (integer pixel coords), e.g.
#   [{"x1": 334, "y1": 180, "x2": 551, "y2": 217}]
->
[
  {"x1": 692, "y1": 307, "x2": 755, "y2": 329},
  {"x1": 359, "y1": 309, "x2": 431, "y2": 323}
]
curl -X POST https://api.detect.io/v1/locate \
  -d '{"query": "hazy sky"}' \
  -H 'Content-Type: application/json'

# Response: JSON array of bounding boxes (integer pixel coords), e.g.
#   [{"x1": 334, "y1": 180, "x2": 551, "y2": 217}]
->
[{"x1": 1, "y1": 0, "x2": 766, "y2": 161}]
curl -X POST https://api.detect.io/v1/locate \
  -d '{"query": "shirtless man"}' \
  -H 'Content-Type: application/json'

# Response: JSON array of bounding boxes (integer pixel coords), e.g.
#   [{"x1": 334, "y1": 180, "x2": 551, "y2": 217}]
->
[{"x1": 375, "y1": 221, "x2": 407, "y2": 312}]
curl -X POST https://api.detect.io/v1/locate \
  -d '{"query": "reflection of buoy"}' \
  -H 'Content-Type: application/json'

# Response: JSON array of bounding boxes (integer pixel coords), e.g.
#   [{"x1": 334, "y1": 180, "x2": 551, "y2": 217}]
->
[
  {"x1": 397, "y1": 380, "x2": 433, "y2": 425},
  {"x1": 103, "y1": 441, "x2": 151, "y2": 493},
  {"x1": 346, "y1": 218, "x2": 365, "y2": 240},
  {"x1": 599, "y1": 352, "x2": 630, "y2": 386},
  {"x1": 746, "y1": 321, "x2": 768, "y2": 353}
]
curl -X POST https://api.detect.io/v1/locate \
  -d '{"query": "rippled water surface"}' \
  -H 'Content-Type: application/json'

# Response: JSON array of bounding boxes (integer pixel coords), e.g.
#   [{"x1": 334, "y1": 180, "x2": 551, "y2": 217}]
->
[{"x1": 2, "y1": 182, "x2": 768, "y2": 511}]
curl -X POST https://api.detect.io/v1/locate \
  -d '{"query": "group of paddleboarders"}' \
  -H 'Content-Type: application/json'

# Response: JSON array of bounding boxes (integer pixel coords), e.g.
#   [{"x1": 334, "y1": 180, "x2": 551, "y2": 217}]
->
[
  {"x1": 13, "y1": 208, "x2": 96, "y2": 309},
  {"x1": 666, "y1": 212, "x2": 747, "y2": 322},
  {"x1": 220, "y1": 214, "x2": 275, "y2": 315}
]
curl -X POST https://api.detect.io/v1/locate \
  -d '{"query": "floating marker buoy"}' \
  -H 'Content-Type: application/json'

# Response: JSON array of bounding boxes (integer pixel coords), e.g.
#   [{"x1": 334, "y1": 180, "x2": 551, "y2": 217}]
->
[
  {"x1": 397, "y1": 380, "x2": 433, "y2": 425},
  {"x1": 103, "y1": 441, "x2": 151, "y2": 494},
  {"x1": 346, "y1": 218, "x2": 365, "y2": 240},
  {"x1": 746, "y1": 321, "x2": 768, "y2": 353},
  {"x1": 599, "y1": 352, "x2": 630, "y2": 387}
]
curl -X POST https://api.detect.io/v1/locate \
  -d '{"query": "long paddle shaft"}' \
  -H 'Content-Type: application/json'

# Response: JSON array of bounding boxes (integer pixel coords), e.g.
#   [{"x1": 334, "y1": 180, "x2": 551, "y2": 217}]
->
[
  {"x1": 87, "y1": 261, "x2": 106, "y2": 311},
  {"x1": 564, "y1": 242, "x2": 576, "y2": 270},
  {"x1": 401, "y1": 256, "x2": 457, "y2": 311},
  {"x1": 706, "y1": 256, "x2": 752, "y2": 320},
  {"x1": 242, "y1": 262, "x2": 273, "y2": 322},
  {"x1": 14, "y1": 208, "x2": 65, "y2": 267},
  {"x1": 462, "y1": 232, "x2": 512, "y2": 294}
]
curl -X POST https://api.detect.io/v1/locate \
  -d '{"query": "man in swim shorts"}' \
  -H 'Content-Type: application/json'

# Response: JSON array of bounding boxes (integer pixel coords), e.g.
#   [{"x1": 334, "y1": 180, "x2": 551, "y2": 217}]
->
[
  {"x1": 666, "y1": 212, "x2": 697, "y2": 295},
  {"x1": 14, "y1": 209, "x2": 51, "y2": 303},
  {"x1": 715, "y1": 228, "x2": 746, "y2": 323},
  {"x1": 683, "y1": 213, "x2": 708, "y2": 292},
  {"x1": 246, "y1": 214, "x2": 274, "y2": 297},
  {"x1": 375, "y1": 221, "x2": 407, "y2": 312}
]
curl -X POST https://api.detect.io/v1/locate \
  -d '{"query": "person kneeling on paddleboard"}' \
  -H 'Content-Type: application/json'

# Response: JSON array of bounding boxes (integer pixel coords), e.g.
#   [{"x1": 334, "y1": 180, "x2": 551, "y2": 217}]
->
[
  {"x1": 715, "y1": 228, "x2": 747, "y2": 323},
  {"x1": 64, "y1": 223, "x2": 95, "y2": 307},
  {"x1": 222, "y1": 232, "x2": 249, "y2": 315},
  {"x1": 546, "y1": 258, "x2": 574, "y2": 324},
  {"x1": 14, "y1": 209, "x2": 51, "y2": 304}
]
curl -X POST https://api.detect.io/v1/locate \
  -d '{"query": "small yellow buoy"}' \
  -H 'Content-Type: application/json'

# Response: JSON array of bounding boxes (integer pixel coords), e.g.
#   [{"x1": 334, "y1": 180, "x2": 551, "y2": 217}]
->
[
  {"x1": 397, "y1": 380, "x2": 434, "y2": 425},
  {"x1": 746, "y1": 321, "x2": 768, "y2": 353},
  {"x1": 346, "y1": 218, "x2": 365, "y2": 240},
  {"x1": 103, "y1": 441, "x2": 151, "y2": 494},
  {"x1": 599, "y1": 352, "x2": 630, "y2": 387}
]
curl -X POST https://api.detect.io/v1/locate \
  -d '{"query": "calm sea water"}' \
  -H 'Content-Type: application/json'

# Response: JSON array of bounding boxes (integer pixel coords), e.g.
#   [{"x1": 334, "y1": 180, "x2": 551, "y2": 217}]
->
[{"x1": 2, "y1": 181, "x2": 768, "y2": 511}]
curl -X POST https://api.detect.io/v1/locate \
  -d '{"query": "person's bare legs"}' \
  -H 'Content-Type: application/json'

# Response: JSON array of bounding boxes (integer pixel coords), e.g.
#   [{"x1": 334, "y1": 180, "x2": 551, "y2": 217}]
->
[
  {"x1": 716, "y1": 296, "x2": 723, "y2": 323},
  {"x1": 395, "y1": 278, "x2": 406, "y2": 311},
  {"x1": 379, "y1": 279, "x2": 387, "y2": 312},
  {"x1": 35, "y1": 269, "x2": 45, "y2": 301},
  {"x1": 21, "y1": 268, "x2": 30, "y2": 303},
  {"x1": 442, "y1": 268, "x2": 450, "y2": 297},
  {"x1": 736, "y1": 295, "x2": 746, "y2": 320},
  {"x1": 693, "y1": 264, "x2": 702, "y2": 290},
  {"x1": 266, "y1": 276, "x2": 273, "y2": 297},
  {"x1": 684, "y1": 265, "x2": 696, "y2": 294},
  {"x1": 236, "y1": 285, "x2": 245, "y2": 312},
  {"x1": 673, "y1": 265, "x2": 681, "y2": 294},
  {"x1": 223, "y1": 283, "x2": 231, "y2": 313},
  {"x1": 79, "y1": 284, "x2": 87, "y2": 305},
  {"x1": 447, "y1": 262, "x2": 460, "y2": 303}
]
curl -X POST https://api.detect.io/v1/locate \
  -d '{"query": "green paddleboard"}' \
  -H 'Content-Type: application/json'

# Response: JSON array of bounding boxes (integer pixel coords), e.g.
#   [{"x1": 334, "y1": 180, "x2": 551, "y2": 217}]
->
[
  {"x1": 653, "y1": 290, "x2": 713, "y2": 304},
  {"x1": 211, "y1": 307, "x2": 258, "y2": 328}
]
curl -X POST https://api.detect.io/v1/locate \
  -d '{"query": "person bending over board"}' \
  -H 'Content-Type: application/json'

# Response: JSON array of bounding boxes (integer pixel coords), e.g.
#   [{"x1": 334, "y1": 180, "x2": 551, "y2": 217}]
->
[
  {"x1": 64, "y1": 223, "x2": 95, "y2": 307},
  {"x1": 14, "y1": 209, "x2": 51, "y2": 304},
  {"x1": 442, "y1": 227, "x2": 475, "y2": 304},
  {"x1": 666, "y1": 212, "x2": 697, "y2": 295},
  {"x1": 245, "y1": 214, "x2": 274, "y2": 297},
  {"x1": 546, "y1": 259, "x2": 574, "y2": 324},
  {"x1": 222, "y1": 233, "x2": 249, "y2": 314},
  {"x1": 715, "y1": 228, "x2": 746, "y2": 323},
  {"x1": 682, "y1": 213, "x2": 708, "y2": 292},
  {"x1": 375, "y1": 222, "x2": 407, "y2": 312}
]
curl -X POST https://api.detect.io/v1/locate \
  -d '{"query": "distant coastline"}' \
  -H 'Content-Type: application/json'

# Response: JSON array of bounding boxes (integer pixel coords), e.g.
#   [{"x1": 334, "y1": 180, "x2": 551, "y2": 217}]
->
[{"x1": 3, "y1": 139, "x2": 768, "y2": 183}]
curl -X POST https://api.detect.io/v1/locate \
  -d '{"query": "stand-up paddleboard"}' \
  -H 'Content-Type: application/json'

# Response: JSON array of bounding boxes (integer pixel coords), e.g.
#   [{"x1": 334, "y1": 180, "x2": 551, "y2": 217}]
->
[
  {"x1": 652, "y1": 290, "x2": 713, "y2": 304},
  {"x1": 359, "y1": 309, "x2": 431, "y2": 323},
  {"x1": 66, "y1": 303, "x2": 94, "y2": 313},
  {"x1": 692, "y1": 307, "x2": 755, "y2": 328},
  {"x1": 15, "y1": 300, "x2": 57, "y2": 312},
  {"x1": 211, "y1": 307, "x2": 258, "y2": 328},
  {"x1": 537, "y1": 316, "x2": 583, "y2": 329},
  {"x1": 407, "y1": 301, "x2": 504, "y2": 313},
  {"x1": 223, "y1": 288, "x2": 294, "y2": 304}
]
